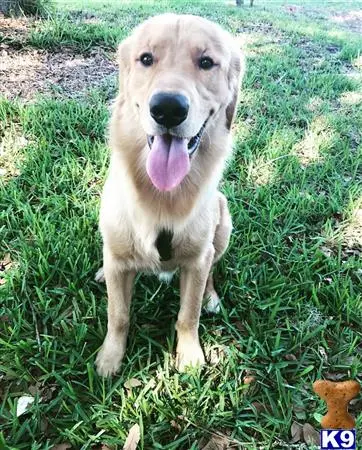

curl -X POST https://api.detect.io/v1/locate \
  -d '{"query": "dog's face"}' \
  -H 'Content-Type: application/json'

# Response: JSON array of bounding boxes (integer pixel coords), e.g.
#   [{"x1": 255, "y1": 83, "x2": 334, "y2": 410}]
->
[{"x1": 117, "y1": 14, "x2": 242, "y2": 192}]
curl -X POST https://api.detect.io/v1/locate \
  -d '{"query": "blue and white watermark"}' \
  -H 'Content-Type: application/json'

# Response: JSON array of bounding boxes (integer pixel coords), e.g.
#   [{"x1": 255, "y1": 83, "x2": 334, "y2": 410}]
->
[{"x1": 320, "y1": 429, "x2": 356, "y2": 450}]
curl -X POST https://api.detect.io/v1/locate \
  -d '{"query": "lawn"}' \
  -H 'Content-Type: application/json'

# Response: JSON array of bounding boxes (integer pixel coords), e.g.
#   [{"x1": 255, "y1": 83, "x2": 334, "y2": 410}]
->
[{"x1": 0, "y1": 1, "x2": 362, "y2": 449}]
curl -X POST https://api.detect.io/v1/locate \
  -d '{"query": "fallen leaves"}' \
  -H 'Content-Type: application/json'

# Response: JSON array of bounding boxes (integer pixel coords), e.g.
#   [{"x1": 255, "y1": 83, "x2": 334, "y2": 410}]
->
[
  {"x1": 324, "y1": 372, "x2": 347, "y2": 381},
  {"x1": 52, "y1": 444, "x2": 72, "y2": 450},
  {"x1": 206, "y1": 345, "x2": 226, "y2": 365},
  {"x1": 290, "y1": 422, "x2": 319, "y2": 446},
  {"x1": 243, "y1": 375, "x2": 256, "y2": 385},
  {"x1": 28, "y1": 381, "x2": 57, "y2": 402},
  {"x1": 124, "y1": 378, "x2": 142, "y2": 390},
  {"x1": 251, "y1": 401, "x2": 268, "y2": 414},
  {"x1": 92, "y1": 444, "x2": 114, "y2": 450},
  {"x1": 0, "y1": 253, "x2": 12, "y2": 286},
  {"x1": 199, "y1": 435, "x2": 229, "y2": 450},
  {"x1": 170, "y1": 419, "x2": 182, "y2": 432},
  {"x1": 14, "y1": 382, "x2": 58, "y2": 419},
  {"x1": 0, "y1": 253, "x2": 12, "y2": 271},
  {"x1": 290, "y1": 421, "x2": 303, "y2": 444},
  {"x1": 123, "y1": 424, "x2": 140, "y2": 450},
  {"x1": 302, "y1": 423, "x2": 319, "y2": 446}
]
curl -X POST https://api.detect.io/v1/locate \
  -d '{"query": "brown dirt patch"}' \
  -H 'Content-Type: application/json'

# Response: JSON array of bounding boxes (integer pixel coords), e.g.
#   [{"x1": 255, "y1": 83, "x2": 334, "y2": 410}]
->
[
  {"x1": 0, "y1": 14, "x2": 117, "y2": 100},
  {"x1": 0, "y1": 14, "x2": 34, "y2": 44},
  {"x1": 283, "y1": 5, "x2": 362, "y2": 34},
  {"x1": 331, "y1": 10, "x2": 362, "y2": 34},
  {"x1": 0, "y1": 46, "x2": 117, "y2": 100}
]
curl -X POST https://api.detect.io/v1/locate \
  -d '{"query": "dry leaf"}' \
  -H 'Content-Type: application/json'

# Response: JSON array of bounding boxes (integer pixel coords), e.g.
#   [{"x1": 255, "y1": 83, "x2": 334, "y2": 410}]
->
[
  {"x1": 293, "y1": 404, "x2": 307, "y2": 421},
  {"x1": 52, "y1": 444, "x2": 72, "y2": 450},
  {"x1": 123, "y1": 424, "x2": 140, "y2": 450},
  {"x1": 318, "y1": 346, "x2": 328, "y2": 361},
  {"x1": 0, "y1": 253, "x2": 11, "y2": 271},
  {"x1": 233, "y1": 321, "x2": 246, "y2": 332},
  {"x1": 143, "y1": 378, "x2": 156, "y2": 391},
  {"x1": 170, "y1": 419, "x2": 181, "y2": 432},
  {"x1": 325, "y1": 372, "x2": 346, "y2": 381},
  {"x1": 124, "y1": 378, "x2": 142, "y2": 390},
  {"x1": 290, "y1": 421, "x2": 303, "y2": 444},
  {"x1": 285, "y1": 354, "x2": 297, "y2": 361},
  {"x1": 200, "y1": 435, "x2": 229, "y2": 450},
  {"x1": 28, "y1": 382, "x2": 56, "y2": 402},
  {"x1": 320, "y1": 246, "x2": 333, "y2": 257},
  {"x1": 16, "y1": 395, "x2": 34, "y2": 417},
  {"x1": 92, "y1": 445, "x2": 113, "y2": 450},
  {"x1": 251, "y1": 401, "x2": 267, "y2": 413},
  {"x1": 42, "y1": 385, "x2": 57, "y2": 402},
  {"x1": 302, "y1": 423, "x2": 319, "y2": 446},
  {"x1": 243, "y1": 376, "x2": 256, "y2": 385},
  {"x1": 207, "y1": 345, "x2": 226, "y2": 365},
  {"x1": 28, "y1": 382, "x2": 41, "y2": 396}
]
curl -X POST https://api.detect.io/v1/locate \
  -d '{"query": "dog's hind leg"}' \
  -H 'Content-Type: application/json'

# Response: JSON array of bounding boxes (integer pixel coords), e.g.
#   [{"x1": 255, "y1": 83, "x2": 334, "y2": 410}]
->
[
  {"x1": 203, "y1": 272, "x2": 221, "y2": 313},
  {"x1": 203, "y1": 193, "x2": 232, "y2": 314}
]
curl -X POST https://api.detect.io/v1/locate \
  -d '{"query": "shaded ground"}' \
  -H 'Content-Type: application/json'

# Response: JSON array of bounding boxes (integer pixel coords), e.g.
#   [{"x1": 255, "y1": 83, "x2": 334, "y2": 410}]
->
[
  {"x1": 0, "y1": 14, "x2": 116, "y2": 100},
  {"x1": 1, "y1": 2, "x2": 362, "y2": 101},
  {"x1": 284, "y1": 5, "x2": 362, "y2": 33},
  {"x1": 331, "y1": 9, "x2": 362, "y2": 33},
  {"x1": 0, "y1": 45, "x2": 116, "y2": 100},
  {"x1": 0, "y1": 14, "x2": 33, "y2": 42}
]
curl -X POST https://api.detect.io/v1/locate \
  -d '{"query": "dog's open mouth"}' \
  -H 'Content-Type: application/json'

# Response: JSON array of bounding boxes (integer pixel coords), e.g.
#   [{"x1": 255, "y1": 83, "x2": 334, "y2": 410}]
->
[
  {"x1": 146, "y1": 121, "x2": 207, "y2": 192},
  {"x1": 147, "y1": 120, "x2": 207, "y2": 156}
]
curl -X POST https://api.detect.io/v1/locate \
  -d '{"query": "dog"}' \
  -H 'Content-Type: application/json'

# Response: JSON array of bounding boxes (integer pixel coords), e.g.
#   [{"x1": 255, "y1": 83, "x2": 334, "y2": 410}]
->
[{"x1": 95, "y1": 13, "x2": 244, "y2": 376}]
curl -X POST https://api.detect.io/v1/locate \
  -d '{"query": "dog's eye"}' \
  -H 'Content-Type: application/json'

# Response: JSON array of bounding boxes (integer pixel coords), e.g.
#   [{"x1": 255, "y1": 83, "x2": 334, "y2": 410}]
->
[
  {"x1": 198, "y1": 56, "x2": 214, "y2": 70},
  {"x1": 140, "y1": 52, "x2": 154, "y2": 67}
]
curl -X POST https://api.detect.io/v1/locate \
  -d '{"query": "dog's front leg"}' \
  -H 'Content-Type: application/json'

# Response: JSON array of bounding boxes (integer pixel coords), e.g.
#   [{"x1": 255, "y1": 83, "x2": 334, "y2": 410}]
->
[
  {"x1": 96, "y1": 253, "x2": 135, "y2": 377},
  {"x1": 176, "y1": 247, "x2": 214, "y2": 371}
]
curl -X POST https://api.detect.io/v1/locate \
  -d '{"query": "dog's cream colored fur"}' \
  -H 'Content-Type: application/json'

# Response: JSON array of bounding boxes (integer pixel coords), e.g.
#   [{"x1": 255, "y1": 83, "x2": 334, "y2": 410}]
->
[{"x1": 95, "y1": 14, "x2": 244, "y2": 376}]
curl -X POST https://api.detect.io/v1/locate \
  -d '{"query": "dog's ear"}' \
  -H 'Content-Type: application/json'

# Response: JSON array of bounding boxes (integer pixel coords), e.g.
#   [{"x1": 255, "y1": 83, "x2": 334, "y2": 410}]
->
[
  {"x1": 225, "y1": 46, "x2": 245, "y2": 130},
  {"x1": 117, "y1": 37, "x2": 132, "y2": 100}
]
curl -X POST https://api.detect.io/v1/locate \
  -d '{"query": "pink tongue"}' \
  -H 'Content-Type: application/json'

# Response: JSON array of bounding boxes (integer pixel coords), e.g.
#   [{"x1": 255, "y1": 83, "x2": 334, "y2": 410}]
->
[{"x1": 146, "y1": 135, "x2": 190, "y2": 191}]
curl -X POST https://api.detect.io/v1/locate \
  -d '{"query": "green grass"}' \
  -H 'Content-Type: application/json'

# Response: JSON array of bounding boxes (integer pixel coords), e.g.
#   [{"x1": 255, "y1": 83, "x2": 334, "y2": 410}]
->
[{"x1": 1, "y1": 1, "x2": 362, "y2": 449}]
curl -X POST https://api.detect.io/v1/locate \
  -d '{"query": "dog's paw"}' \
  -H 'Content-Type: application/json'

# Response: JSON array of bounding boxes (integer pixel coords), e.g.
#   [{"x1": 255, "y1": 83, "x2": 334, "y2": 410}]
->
[
  {"x1": 95, "y1": 267, "x2": 105, "y2": 283},
  {"x1": 203, "y1": 292, "x2": 221, "y2": 314},
  {"x1": 95, "y1": 337, "x2": 125, "y2": 377},
  {"x1": 176, "y1": 341, "x2": 205, "y2": 372}
]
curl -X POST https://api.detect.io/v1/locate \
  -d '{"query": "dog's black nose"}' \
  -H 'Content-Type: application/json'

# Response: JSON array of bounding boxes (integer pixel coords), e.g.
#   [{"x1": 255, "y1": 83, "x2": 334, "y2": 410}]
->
[{"x1": 149, "y1": 93, "x2": 189, "y2": 128}]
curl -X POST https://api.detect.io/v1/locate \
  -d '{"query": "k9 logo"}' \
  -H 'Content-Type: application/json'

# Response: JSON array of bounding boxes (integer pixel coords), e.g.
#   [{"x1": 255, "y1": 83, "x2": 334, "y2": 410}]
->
[{"x1": 321, "y1": 430, "x2": 356, "y2": 449}]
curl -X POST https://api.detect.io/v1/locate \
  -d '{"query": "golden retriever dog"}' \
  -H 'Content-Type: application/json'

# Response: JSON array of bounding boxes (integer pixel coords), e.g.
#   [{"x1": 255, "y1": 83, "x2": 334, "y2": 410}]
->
[{"x1": 95, "y1": 13, "x2": 244, "y2": 376}]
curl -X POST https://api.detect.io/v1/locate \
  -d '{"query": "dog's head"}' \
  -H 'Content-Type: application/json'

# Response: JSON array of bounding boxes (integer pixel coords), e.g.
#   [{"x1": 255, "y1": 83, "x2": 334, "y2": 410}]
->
[{"x1": 116, "y1": 14, "x2": 244, "y2": 192}]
